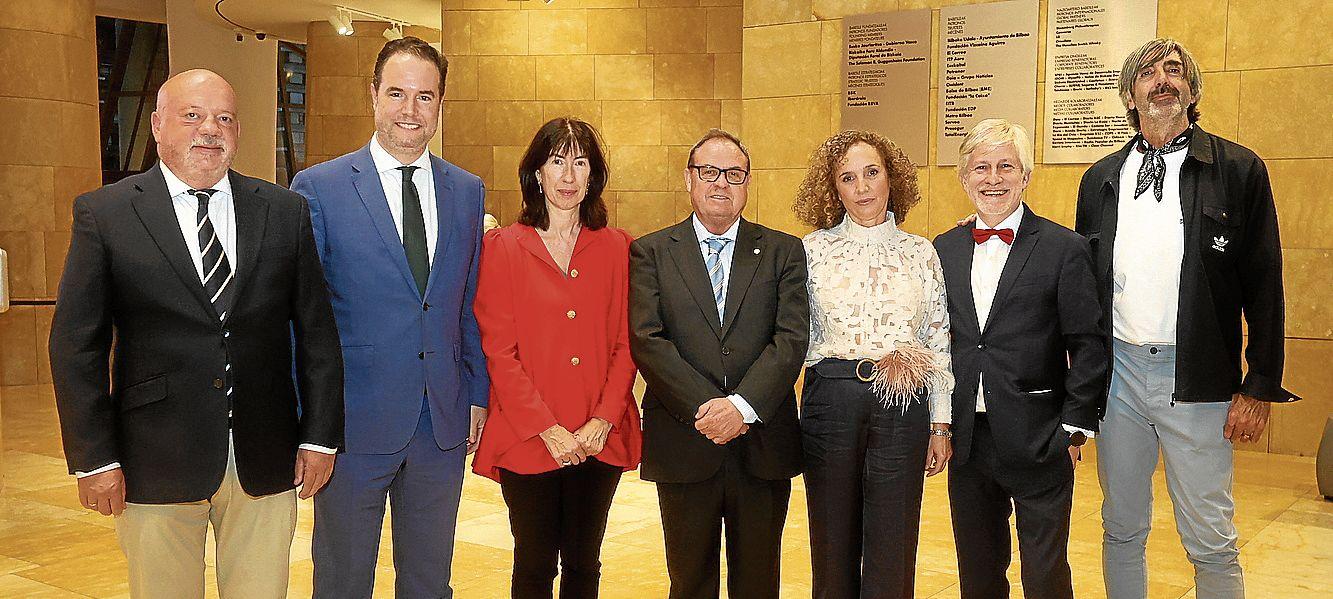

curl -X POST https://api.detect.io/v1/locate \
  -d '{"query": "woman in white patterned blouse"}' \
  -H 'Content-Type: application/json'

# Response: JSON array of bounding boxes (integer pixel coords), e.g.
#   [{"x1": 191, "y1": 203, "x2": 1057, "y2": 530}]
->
[{"x1": 793, "y1": 130, "x2": 955, "y2": 598}]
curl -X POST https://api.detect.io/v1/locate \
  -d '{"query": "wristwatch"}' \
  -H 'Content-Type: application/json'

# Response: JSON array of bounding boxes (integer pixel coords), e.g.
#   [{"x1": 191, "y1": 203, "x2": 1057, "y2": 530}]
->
[
  {"x1": 1069, "y1": 431, "x2": 1088, "y2": 447},
  {"x1": 929, "y1": 428, "x2": 953, "y2": 439}
]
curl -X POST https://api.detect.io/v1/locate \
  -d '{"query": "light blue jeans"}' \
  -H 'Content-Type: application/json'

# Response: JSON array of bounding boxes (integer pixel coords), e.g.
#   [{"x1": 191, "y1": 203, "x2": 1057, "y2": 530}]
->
[{"x1": 1098, "y1": 339, "x2": 1244, "y2": 599}]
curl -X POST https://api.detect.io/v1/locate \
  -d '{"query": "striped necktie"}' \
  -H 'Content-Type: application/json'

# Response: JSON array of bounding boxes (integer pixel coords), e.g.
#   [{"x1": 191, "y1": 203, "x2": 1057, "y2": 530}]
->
[
  {"x1": 191, "y1": 189, "x2": 234, "y2": 320},
  {"x1": 703, "y1": 236, "x2": 731, "y2": 321}
]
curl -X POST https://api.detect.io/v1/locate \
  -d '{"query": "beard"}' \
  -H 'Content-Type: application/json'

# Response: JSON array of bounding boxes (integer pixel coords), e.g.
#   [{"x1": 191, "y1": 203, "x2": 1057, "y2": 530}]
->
[
  {"x1": 376, "y1": 119, "x2": 434, "y2": 155},
  {"x1": 1139, "y1": 85, "x2": 1189, "y2": 123},
  {"x1": 161, "y1": 139, "x2": 232, "y2": 186}
]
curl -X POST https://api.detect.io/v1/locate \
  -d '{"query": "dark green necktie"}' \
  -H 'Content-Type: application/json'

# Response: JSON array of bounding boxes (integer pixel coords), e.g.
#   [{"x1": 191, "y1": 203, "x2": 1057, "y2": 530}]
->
[{"x1": 397, "y1": 166, "x2": 429, "y2": 296}]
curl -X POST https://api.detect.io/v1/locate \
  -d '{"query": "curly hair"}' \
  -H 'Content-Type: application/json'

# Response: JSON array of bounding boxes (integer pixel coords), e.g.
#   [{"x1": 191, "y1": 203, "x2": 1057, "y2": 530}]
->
[{"x1": 792, "y1": 130, "x2": 921, "y2": 230}]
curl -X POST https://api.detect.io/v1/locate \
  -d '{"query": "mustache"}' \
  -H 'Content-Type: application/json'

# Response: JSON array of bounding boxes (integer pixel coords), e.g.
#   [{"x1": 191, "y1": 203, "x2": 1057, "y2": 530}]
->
[
  {"x1": 1149, "y1": 83, "x2": 1179, "y2": 98},
  {"x1": 191, "y1": 136, "x2": 226, "y2": 147}
]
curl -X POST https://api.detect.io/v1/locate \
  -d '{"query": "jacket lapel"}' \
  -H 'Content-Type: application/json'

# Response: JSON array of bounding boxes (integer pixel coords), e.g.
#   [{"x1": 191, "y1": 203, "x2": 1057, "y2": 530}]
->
[
  {"x1": 666, "y1": 218, "x2": 722, "y2": 337},
  {"x1": 1096, "y1": 140, "x2": 1135, "y2": 279},
  {"x1": 941, "y1": 229, "x2": 980, "y2": 335},
  {"x1": 982, "y1": 207, "x2": 1041, "y2": 332},
  {"x1": 224, "y1": 171, "x2": 268, "y2": 311},
  {"x1": 350, "y1": 146, "x2": 421, "y2": 298},
  {"x1": 129, "y1": 165, "x2": 219, "y2": 320},
  {"x1": 720, "y1": 220, "x2": 762, "y2": 338},
  {"x1": 424, "y1": 155, "x2": 457, "y2": 297},
  {"x1": 516, "y1": 225, "x2": 563, "y2": 274}
]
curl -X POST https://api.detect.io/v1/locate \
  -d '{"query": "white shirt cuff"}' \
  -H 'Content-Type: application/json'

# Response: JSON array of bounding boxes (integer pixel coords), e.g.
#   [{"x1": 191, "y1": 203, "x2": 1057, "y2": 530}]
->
[
  {"x1": 726, "y1": 394, "x2": 760, "y2": 424},
  {"x1": 75, "y1": 462, "x2": 121, "y2": 478},
  {"x1": 298, "y1": 444, "x2": 338, "y2": 454},
  {"x1": 928, "y1": 390, "x2": 952, "y2": 424},
  {"x1": 1061, "y1": 423, "x2": 1096, "y2": 438}
]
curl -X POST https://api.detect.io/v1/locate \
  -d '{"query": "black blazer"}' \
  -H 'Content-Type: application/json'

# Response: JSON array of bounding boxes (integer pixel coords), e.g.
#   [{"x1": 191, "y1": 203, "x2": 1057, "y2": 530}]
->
[
  {"x1": 49, "y1": 165, "x2": 344, "y2": 504},
  {"x1": 629, "y1": 217, "x2": 809, "y2": 484},
  {"x1": 933, "y1": 207, "x2": 1105, "y2": 471}
]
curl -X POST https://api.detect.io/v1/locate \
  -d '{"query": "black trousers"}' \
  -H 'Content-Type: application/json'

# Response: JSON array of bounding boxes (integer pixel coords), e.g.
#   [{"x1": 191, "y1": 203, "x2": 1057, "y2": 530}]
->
[
  {"x1": 498, "y1": 458, "x2": 623, "y2": 599},
  {"x1": 948, "y1": 414, "x2": 1075, "y2": 599},
  {"x1": 656, "y1": 448, "x2": 792, "y2": 599},
  {"x1": 801, "y1": 361, "x2": 931, "y2": 599}
]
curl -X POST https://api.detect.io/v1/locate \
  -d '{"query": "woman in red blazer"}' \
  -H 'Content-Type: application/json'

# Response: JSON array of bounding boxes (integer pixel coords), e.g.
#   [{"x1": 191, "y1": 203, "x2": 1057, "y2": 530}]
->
[{"x1": 472, "y1": 117, "x2": 641, "y2": 599}]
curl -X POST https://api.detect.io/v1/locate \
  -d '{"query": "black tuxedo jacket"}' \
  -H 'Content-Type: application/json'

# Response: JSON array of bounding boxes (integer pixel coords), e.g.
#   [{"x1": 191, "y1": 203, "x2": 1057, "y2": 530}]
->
[
  {"x1": 629, "y1": 217, "x2": 809, "y2": 484},
  {"x1": 49, "y1": 165, "x2": 344, "y2": 504},
  {"x1": 933, "y1": 206, "x2": 1105, "y2": 471}
]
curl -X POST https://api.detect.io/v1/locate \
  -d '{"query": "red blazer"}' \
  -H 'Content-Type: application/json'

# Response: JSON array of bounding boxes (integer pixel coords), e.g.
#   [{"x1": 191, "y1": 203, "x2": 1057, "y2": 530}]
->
[{"x1": 472, "y1": 223, "x2": 642, "y2": 480}]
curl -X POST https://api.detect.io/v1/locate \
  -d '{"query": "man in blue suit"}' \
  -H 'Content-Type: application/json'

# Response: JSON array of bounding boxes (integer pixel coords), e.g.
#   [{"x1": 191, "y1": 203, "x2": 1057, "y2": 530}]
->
[{"x1": 291, "y1": 37, "x2": 489, "y2": 598}]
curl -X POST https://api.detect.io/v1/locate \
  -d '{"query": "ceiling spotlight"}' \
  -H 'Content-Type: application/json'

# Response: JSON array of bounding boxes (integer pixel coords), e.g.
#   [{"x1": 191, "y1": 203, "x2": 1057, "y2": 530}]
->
[
  {"x1": 383, "y1": 23, "x2": 404, "y2": 41},
  {"x1": 328, "y1": 9, "x2": 354, "y2": 36}
]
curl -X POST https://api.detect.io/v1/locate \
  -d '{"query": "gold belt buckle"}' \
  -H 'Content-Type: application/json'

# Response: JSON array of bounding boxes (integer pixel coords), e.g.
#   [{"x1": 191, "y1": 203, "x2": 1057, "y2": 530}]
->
[{"x1": 855, "y1": 358, "x2": 876, "y2": 383}]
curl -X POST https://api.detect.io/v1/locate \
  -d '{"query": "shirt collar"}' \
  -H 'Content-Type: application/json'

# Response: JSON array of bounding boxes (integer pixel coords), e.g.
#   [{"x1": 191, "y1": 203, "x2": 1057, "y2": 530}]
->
[
  {"x1": 974, "y1": 203, "x2": 1025, "y2": 236},
  {"x1": 832, "y1": 211, "x2": 900, "y2": 244},
  {"x1": 369, "y1": 133, "x2": 431, "y2": 175},
  {"x1": 159, "y1": 161, "x2": 231, "y2": 199},
  {"x1": 692, "y1": 214, "x2": 740, "y2": 244}
]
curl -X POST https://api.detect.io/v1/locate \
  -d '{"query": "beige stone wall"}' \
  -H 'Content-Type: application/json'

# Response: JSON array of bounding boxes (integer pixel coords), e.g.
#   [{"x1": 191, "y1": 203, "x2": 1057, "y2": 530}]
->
[
  {"x1": 0, "y1": 0, "x2": 100, "y2": 388},
  {"x1": 305, "y1": 22, "x2": 443, "y2": 167},
  {"x1": 741, "y1": 0, "x2": 1332, "y2": 456},
  {"x1": 439, "y1": 1, "x2": 744, "y2": 236}
]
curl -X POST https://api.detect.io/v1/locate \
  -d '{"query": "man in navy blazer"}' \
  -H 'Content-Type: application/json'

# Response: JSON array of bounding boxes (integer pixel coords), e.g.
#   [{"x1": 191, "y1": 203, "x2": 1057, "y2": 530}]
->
[{"x1": 290, "y1": 38, "x2": 489, "y2": 598}]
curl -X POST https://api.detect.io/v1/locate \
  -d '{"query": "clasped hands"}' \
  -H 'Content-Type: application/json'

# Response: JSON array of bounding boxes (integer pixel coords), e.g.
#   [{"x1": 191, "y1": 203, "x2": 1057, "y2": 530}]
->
[
  {"x1": 539, "y1": 417, "x2": 613, "y2": 467},
  {"x1": 695, "y1": 397, "x2": 749, "y2": 445}
]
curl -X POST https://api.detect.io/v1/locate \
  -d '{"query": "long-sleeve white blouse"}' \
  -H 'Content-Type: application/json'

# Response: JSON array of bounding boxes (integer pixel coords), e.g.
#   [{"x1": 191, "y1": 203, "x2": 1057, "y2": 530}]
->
[{"x1": 802, "y1": 214, "x2": 954, "y2": 424}]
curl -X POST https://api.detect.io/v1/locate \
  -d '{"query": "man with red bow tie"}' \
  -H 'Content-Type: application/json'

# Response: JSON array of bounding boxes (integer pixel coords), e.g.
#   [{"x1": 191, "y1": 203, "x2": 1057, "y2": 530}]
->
[{"x1": 933, "y1": 118, "x2": 1106, "y2": 599}]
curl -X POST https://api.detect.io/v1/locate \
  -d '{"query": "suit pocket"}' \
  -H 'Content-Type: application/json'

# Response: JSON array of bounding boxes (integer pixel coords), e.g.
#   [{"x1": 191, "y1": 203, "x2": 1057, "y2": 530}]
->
[
  {"x1": 1013, "y1": 275, "x2": 1056, "y2": 292},
  {"x1": 256, "y1": 242, "x2": 296, "y2": 262},
  {"x1": 118, "y1": 375, "x2": 167, "y2": 412}
]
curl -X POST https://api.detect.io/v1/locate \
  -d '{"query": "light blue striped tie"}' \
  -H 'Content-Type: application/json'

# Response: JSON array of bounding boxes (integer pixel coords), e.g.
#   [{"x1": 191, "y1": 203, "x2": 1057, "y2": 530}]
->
[{"x1": 703, "y1": 236, "x2": 731, "y2": 321}]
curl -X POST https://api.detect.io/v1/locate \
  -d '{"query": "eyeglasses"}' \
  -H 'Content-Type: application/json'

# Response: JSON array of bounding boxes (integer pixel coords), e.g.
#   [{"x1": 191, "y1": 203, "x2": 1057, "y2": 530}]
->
[{"x1": 689, "y1": 164, "x2": 749, "y2": 185}]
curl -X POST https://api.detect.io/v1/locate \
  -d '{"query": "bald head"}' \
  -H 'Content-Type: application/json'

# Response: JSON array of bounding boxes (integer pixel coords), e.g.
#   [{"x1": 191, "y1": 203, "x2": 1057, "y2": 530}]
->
[{"x1": 151, "y1": 69, "x2": 239, "y2": 188}]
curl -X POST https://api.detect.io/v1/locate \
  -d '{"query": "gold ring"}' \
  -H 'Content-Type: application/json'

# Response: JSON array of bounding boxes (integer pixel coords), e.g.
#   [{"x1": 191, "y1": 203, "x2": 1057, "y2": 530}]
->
[{"x1": 855, "y1": 358, "x2": 876, "y2": 383}]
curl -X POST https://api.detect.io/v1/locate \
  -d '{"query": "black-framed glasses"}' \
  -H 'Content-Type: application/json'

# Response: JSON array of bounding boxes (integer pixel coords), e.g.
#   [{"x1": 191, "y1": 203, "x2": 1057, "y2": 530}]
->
[{"x1": 689, "y1": 164, "x2": 749, "y2": 185}]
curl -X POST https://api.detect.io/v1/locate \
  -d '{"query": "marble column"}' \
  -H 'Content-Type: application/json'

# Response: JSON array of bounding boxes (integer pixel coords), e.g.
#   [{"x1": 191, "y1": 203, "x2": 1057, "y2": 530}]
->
[{"x1": 0, "y1": 0, "x2": 100, "y2": 391}]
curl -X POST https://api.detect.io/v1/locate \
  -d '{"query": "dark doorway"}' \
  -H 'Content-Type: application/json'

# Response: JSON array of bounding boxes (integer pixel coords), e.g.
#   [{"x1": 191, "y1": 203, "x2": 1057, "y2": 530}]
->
[{"x1": 96, "y1": 16, "x2": 169, "y2": 185}]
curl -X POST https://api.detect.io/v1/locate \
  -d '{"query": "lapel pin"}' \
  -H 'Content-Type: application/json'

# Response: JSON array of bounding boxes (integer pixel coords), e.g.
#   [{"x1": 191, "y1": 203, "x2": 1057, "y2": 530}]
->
[{"x1": 753, "y1": 248, "x2": 760, "y2": 254}]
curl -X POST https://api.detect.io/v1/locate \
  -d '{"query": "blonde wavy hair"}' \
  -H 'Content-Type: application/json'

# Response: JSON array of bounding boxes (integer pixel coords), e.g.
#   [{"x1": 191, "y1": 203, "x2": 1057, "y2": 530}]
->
[{"x1": 793, "y1": 130, "x2": 921, "y2": 230}]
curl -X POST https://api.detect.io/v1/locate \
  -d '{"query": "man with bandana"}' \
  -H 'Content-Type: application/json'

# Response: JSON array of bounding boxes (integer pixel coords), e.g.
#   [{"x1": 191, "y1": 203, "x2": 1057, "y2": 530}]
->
[{"x1": 1075, "y1": 38, "x2": 1298, "y2": 598}]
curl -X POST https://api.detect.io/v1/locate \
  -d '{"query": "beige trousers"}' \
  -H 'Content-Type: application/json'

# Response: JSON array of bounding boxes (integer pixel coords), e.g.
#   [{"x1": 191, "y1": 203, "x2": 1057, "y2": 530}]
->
[{"x1": 114, "y1": 440, "x2": 297, "y2": 599}]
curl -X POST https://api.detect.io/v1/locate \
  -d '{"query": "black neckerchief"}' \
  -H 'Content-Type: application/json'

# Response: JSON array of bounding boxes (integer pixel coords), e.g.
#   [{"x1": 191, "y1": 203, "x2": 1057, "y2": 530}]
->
[{"x1": 1133, "y1": 126, "x2": 1192, "y2": 202}]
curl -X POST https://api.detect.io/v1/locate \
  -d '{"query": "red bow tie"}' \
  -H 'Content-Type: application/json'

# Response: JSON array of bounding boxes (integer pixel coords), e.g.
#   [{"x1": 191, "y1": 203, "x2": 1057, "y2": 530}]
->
[{"x1": 972, "y1": 228, "x2": 1015, "y2": 245}]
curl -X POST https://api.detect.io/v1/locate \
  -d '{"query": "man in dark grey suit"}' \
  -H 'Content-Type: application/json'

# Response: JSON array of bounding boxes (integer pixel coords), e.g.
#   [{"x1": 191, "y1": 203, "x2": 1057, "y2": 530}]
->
[{"x1": 629, "y1": 129, "x2": 809, "y2": 599}]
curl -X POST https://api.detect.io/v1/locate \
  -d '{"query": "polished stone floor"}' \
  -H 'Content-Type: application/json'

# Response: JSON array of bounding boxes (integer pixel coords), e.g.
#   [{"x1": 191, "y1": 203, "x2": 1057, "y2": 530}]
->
[{"x1": 0, "y1": 384, "x2": 1328, "y2": 598}]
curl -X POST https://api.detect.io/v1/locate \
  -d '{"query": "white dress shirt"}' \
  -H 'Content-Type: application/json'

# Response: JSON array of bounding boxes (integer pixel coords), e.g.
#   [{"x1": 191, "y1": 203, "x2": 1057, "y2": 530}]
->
[
  {"x1": 970, "y1": 205, "x2": 1093, "y2": 438},
  {"x1": 76, "y1": 163, "x2": 334, "y2": 479},
  {"x1": 971, "y1": 205, "x2": 1025, "y2": 413},
  {"x1": 691, "y1": 215, "x2": 760, "y2": 424},
  {"x1": 1112, "y1": 141, "x2": 1187, "y2": 346},
  {"x1": 369, "y1": 133, "x2": 438, "y2": 266}
]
